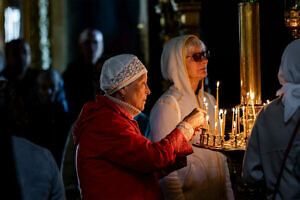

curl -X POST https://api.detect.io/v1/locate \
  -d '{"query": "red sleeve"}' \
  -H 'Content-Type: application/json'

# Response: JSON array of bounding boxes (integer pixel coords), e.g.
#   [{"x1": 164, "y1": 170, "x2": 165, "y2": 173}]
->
[{"x1": 79, "y1": 110, "x2": 193, "y2": 173}]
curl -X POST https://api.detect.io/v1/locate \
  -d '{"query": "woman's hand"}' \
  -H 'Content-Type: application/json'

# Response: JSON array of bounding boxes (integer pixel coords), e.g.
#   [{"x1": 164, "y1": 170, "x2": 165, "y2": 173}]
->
[{"x1": 183, "y1": 108, "x2": 206, "y2": 130}]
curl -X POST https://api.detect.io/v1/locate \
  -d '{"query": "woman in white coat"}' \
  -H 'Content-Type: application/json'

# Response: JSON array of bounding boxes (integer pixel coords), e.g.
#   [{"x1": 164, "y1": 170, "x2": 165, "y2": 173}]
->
[{"x1": 150, "y1": 35, "x2": 234, "y2": 200}]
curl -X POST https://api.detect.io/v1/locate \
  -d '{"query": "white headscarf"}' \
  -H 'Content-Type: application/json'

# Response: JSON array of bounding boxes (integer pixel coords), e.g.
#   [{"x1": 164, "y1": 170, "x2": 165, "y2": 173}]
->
[
  {"x1": 161, "y1": 35, "x2": 199, "y2": 107},
  {"x1": 276, "y1": 39, "x2": 300, "y2": 123}
]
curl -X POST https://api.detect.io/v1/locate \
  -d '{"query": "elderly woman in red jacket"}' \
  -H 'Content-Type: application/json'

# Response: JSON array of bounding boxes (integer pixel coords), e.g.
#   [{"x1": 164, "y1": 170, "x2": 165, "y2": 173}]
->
[{"x1": 73, "y1": 54, "x2": 206, "y2": 200}]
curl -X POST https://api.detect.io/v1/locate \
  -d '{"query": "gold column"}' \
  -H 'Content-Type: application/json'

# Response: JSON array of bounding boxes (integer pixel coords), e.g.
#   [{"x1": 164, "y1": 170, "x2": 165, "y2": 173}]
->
[{"x1": 239, "y1": 2, "x2": 261, "y2": 105}]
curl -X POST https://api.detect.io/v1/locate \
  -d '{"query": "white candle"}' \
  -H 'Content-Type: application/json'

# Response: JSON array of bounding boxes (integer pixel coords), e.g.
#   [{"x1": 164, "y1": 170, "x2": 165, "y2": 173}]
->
[
  {"x1": 216, "y1": 81, "x2": 220, "y2": 111},
  {"x1": 250, "y1": 92, "x2": 256, "y2": 119}
]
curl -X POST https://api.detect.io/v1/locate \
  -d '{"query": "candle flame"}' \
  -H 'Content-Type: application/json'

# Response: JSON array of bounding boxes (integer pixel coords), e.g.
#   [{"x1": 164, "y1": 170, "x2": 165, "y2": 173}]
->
[
  {"x1": 217, "y1": 81, "x2": 220, "y2": 88},
  {"x1": 224, "y1": 110, "x2": 227, "y2": 115},
  {"x1": 250, "y1": 92, "x2": 254, "y2": 100},
  {"x1": 219, "y1": 109, "x2": 223, "y2": 115}
]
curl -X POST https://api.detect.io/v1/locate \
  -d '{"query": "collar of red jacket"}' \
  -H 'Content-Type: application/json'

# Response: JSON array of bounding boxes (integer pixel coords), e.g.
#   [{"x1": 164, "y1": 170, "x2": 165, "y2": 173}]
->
[{"x1": 73, "y1": 94, "x2": 134, "y2": 144}]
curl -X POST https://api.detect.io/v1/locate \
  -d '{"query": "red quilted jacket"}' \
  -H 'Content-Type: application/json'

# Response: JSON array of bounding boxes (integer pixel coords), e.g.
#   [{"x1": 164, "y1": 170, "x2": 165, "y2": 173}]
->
[{"x1": 73, "y1": 95, "x2": 193, "y2": 200}]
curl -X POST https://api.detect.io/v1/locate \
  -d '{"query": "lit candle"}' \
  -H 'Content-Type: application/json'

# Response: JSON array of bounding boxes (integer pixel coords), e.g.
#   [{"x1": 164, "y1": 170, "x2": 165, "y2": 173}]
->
[
  {"x1": 223, "y1": 110, "x2": 227, "y2": 139},
  {"x1": 246, "y1": 92, "x2": 250, "y2": 107},
  {"x1": 235, "y1": 108, "x2": 238, "y2": 135},
  {"x1": 215, "y1": 122, "x2": 218, "y2": 136},
  {"x1": 233, "y1": 121, "x2": 236, "y2": 137},
  {"x1": 214, "y1": 105, "x2": 218, "y2": 136},
  {"x1": 216, "y1": 81, "x2": 220, "y2": 111},
  {"x1": 237, "y1": 107, "x2": 240, "y2": 135},
  {"x1": 242, "y1": 106, "x2": 246, "y2": 138},
  {"x1": 219, "y1": 109, "x2": 223, "y2": 137},
  {"x1": 231, "y1": 108, "x2": 235, "y2": 137},
  {"x1": 250, "y1": 91, "x2": 256, "y2": 119},
  {"x1": 206, "y1": 115, "x2": 210, "y2": 133}
]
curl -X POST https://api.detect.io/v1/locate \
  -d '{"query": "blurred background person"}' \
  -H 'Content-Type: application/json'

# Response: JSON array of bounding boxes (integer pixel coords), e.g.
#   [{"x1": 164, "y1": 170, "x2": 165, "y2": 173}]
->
[
  {"x1": 63, "y1": 28, "x2": 104, "y2": 122},
  {"x1": 150, "y1": 35, "x2": 234, "y2": 200},
  {"x1": 243, "y1": 39, "x2": 300, "y2": 200},
  {"x1": 0, "y1": 70, "x2": 66, "y2": 200},
  {"x1": 0, "y1": 39, "x2": 40, "y2": 138},
  {"x1": 27, "y1": 68, "x2": 71, "y2": 167}
]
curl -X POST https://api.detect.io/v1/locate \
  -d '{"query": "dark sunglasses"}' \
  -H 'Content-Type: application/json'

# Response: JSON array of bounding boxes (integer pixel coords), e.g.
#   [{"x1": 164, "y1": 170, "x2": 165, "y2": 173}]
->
[{"x1": 187, "y1": 50, "x2": 210, "y2": 62}]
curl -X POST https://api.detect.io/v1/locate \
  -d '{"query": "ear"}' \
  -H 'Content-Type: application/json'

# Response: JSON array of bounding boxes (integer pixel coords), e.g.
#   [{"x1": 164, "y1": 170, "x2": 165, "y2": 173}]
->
[{"x1": 119, "y1": 87, "x2": 126, "y2": 96}]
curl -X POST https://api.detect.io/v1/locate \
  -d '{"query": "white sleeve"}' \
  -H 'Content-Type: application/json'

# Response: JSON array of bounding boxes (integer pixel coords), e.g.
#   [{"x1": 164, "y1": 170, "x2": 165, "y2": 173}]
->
[
  {"x1": 150, "y1": 96, "x2": 186, "y2": 200},
  {"x1": 150, "y1": 96, "x2": 181, "y2": 141}
]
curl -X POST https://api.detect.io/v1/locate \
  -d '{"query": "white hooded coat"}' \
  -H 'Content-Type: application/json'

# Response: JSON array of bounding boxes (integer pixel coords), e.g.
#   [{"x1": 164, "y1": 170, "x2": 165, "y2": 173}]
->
[{"x1": 150, "y1": 35, "x2": 234, "y2": 200}]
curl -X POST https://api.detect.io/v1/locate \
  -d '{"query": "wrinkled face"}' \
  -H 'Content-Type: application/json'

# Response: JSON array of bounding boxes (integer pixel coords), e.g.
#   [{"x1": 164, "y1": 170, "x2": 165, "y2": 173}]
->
[
  {"x1": 185, "y1": 45, "x2": 208, "y2": 82},
  {"x1": 121, "y1": 73, "x2": 151, "y2": 111}
]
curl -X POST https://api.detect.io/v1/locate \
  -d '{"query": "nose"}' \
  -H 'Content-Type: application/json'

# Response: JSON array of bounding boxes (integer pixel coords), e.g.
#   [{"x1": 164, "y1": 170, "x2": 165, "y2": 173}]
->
[
  {"x1": 146, "y1": 84, "x2": 151, "y2": 95},
  {"x1": 201, "y1": 57, "x2": 208, "y2": 64}
]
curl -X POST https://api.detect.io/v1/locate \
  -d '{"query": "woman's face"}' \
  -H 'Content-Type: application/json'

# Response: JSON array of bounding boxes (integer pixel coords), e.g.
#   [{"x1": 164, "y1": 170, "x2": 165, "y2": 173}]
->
[
  {"x1": 122, "y1": 73, "x2": 151, "y2": 111},
  {"x1": 185, "y1": 45, "x2": 208, "y2": 82}
]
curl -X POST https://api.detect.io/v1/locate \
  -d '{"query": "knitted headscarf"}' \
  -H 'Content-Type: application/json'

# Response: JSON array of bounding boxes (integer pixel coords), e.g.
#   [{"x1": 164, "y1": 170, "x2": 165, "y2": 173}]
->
[{"x1": 100, "y1": 54, "x2": 147, "y2": 95}]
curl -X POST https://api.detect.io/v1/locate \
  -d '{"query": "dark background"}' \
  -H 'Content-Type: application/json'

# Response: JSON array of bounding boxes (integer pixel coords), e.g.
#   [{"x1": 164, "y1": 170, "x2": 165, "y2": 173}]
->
[{"x1": 67, "y1": 0, "x2": 294, "y2": 115}]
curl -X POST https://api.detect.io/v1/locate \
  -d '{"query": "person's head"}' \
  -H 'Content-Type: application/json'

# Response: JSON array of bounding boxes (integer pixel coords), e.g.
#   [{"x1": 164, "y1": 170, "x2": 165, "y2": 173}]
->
[
  {"x1": 37, "y1": 68, "x2": 63, "y2": 104},
  {"x1": 278, "y1": 39, "x2": 300, "y2": 85},
  {"x1": 5, "y1": 39, "x2": 31, "y2": 80},
  {"x1": 184, "y1": 36, "x2": 209, "y2": 83},
  {"x1": 79, "y1": 28, "x2": 104, "y2": 65},
  {"x1": 100, "y1": 54, "x2": 151, "y2": 111},
  {"x1": 161, "y1": 35, "x2": 209, "y2": 93}
]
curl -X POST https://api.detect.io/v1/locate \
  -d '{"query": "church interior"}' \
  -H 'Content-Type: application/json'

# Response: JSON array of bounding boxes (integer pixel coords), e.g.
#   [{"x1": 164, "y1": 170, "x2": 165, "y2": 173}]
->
[{"x1": 1, "y1": 0, "x2": 299, "y2": 199}]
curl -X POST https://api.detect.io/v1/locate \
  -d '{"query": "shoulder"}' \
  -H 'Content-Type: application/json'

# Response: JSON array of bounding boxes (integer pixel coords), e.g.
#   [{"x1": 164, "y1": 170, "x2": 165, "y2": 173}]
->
[
  {"x1": 12, "y1": 136, "x2": 57, "y2": 169},
  {"x1": 204, "y1": 92, "x2": 216, "y2": 103},
  {"x1": 12, "y1": 136, "x2": 54, "y2": 158},
  {"x1": 256, "y1": 97, "x2": 282, "y2": 119},
  {"x1": 155, "y1": 87, "x2": 183, "y2": 107}
]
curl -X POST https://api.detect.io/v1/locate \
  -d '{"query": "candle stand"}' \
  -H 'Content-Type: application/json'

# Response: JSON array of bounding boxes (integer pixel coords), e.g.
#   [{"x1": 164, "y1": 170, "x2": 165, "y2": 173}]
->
[{"x1": 194, "y1": 103, "x2": 264, "y2": 199}]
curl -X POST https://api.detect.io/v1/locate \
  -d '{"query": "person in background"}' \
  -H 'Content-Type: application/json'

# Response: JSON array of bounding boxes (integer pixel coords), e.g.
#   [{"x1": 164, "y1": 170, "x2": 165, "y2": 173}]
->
[
  {"x1": 0, "y1": 74, "x2": 66, "y2": 200},
  {"x1": 150, "y1": 35, "x2": 234, "y2": 199},
  {"x1": 0, "y1": 39, "x2": 40, "y2": 137},
  {"x1": 63, "y1": 28, "x2": 104, "y2": 121},
  {"x1": 243, "y1": 39, "x2": 300, "y2": 200},
  {"x1": 27, "y1": 68, "x2": 71, "y2": 167},
  {"x1": 1, "y1": 39, "x2": 39, "y2": 97},
  {"x1": 74, "y1": 54, "x2": 206, "y2": 199}
]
